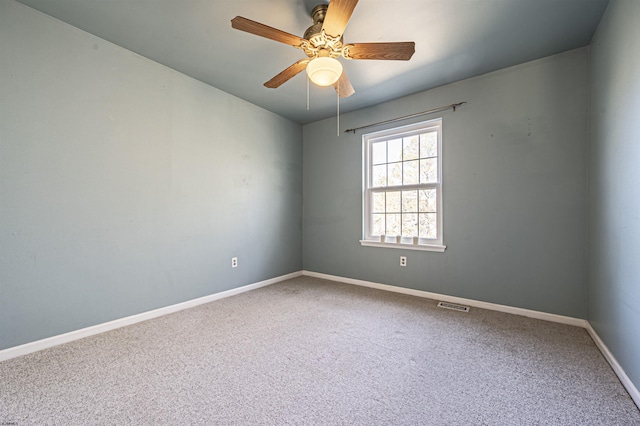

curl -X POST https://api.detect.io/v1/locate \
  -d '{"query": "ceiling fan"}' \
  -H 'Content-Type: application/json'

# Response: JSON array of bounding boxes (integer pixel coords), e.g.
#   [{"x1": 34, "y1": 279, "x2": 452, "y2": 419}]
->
[{"x1": 231, "y1": 0, "x2": 415, "y2": 98}]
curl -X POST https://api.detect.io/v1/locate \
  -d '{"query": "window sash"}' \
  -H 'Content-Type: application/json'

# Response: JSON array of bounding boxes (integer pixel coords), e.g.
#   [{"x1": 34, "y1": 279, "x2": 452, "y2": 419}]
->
[
  {"x1": 365, "y1": 184, "x2": 441, "y2": 241},
  {"x1": 362, "y1": 118, "x2": 443, "y2": 248}
]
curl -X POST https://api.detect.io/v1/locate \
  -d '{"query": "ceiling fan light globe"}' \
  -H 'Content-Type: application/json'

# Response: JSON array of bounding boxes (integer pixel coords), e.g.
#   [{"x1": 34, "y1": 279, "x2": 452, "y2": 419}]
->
[{"x1": 306, "y1": 57, "x2": 343, "y2": 87}]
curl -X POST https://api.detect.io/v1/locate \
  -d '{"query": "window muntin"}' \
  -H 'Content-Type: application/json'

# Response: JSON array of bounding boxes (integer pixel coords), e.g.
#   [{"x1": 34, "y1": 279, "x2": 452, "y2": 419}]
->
[{"x1": 362, "y1": 118, "x2": 444, "y2": 250}]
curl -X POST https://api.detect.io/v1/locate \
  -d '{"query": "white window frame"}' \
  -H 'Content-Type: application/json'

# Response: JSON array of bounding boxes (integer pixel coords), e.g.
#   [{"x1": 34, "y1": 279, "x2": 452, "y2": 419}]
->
[{"x1": 360, "y1": 118, "x2": 446, "y2": 252}]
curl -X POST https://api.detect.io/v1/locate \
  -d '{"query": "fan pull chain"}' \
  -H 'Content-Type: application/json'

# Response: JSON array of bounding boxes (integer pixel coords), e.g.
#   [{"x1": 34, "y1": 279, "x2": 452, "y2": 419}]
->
[
  {"x1": 337, "y1": 79, "x2": 340, "y2": 136},
  {"x1": 306, "y1": 76, "x2": 310, "y2": 111}
]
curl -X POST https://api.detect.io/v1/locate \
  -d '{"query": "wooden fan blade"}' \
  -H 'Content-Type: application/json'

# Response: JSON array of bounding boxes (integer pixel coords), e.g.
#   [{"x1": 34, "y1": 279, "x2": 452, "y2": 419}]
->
[
  {"x1": 264, "y1": 59, "x2": 311, "y2": 88},
  {"x1": 322, "y1": 0, "x2": 359, "y2": 38},
  {"x1": 334, "y1": 71, "x2": 355, "y2": 98},
  {"x1": 344, "y1": 42, "x2": 415, "y2": 60},
  {"x1": 231, "y1": 16, "x2": 304, "y2": 47}
]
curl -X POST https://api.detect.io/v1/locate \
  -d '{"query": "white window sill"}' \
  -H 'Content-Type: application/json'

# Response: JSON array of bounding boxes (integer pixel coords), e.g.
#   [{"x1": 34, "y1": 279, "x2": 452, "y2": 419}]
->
[{"x1": 359, "y1": 240, "x2": 446, "y2": 252}]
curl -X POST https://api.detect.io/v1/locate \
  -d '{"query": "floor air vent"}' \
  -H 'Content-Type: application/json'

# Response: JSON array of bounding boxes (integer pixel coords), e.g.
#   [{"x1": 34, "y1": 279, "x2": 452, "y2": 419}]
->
[{"x1": 437, "y1": 301, "x2": 470, "y2": 312}]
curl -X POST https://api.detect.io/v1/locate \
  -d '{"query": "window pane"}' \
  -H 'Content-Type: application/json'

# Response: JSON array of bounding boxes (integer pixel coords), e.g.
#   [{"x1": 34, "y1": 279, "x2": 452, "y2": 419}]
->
[
  {"x1": 419, "y1": 213, "x2": 437, "y2": 239},
  {"x1": 402, "y1": 213, "x2": 418, "y2": 237},
  {"x1": 388, "y1": 138, "x2": 403, "y2": 162},
  {"x1": 403, "y1": 160, "x2": 419, "y2": 185},
  {"x1": 372, "y1": 192, "x2": 386, "y2": 213},
  {"x1": 388, "y1": 162, "x2": 402, "y2": 186},
  {"x1": 420, "y1": 158, "x2": 438, "y2": 183},
  {"x1": 372, "y1": 141, "x2": 387, "y2": 165},
  {"x1": 372, "y1": 214, "x2": 385, "y2": 236},
  {"x1": 403, "y1": 135, "x2": 419, "y2": 160},
  {"x1": 386, "y1": 191, "x2": 401, "y2": 213},
  {"x1": 386, "y1": 214, "x2": 401, "y2": 236},
  {"x1": 402, "y1": 190, "x2": 418, "y2": 212},
  {"x1": 419, "y1": 189, "x2": 437, "y2": 212},
  {"x1": 372, "y1": 164, "x2": 387, "y2": 187},
  {"x1": 420, "y1": 132, "x2": 437, "y2": 158}
]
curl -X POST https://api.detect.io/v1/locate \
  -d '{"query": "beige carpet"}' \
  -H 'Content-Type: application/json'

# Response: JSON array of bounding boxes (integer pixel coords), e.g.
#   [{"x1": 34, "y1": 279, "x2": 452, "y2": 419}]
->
[{"x1": 1, "y1": 276, "x2": 639, "y2": 425}]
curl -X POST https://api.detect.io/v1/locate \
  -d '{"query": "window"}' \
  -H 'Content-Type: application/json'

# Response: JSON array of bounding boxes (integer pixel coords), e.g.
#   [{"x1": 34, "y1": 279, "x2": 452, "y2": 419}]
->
[{"x1": 361, "y1": 118, "x2": 445, "y2": 252}]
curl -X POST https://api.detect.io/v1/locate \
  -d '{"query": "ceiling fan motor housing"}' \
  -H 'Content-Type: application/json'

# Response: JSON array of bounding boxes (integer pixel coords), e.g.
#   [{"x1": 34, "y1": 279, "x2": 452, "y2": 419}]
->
[
  {"x1": 302, "y1": 4, "x2": 344, "y2": 59},
  {"x1": 303, "y1": 5, "x2": 326, "y2": 40}
]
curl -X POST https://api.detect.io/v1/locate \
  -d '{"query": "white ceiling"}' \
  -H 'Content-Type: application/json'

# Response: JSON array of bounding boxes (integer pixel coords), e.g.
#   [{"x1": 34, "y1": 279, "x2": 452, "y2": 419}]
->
[{"x1": 16, "y1": 0, "x2": 609, "y2": 124}]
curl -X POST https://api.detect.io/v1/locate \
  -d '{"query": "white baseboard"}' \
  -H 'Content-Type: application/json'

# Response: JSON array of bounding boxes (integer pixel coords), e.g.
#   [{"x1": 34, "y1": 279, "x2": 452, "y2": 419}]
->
[
  {"x1": 3, "y1": 269, "x2": 638, "y2": 411},
  {"x1": 302, "y1": 270, "x2": 587, "y2": 327},
  {"x1": 0, "y1": 271, "x2": 302, "y2": 362},
  {"x1": 585, "y1": 322, "x2": 640, "y2": 408}
]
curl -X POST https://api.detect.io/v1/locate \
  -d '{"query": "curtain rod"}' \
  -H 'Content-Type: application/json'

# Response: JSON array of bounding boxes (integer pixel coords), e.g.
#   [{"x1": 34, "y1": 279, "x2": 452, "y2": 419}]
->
[{"x1": 344, "y1": 102, "x2": 467, "y2": 134}]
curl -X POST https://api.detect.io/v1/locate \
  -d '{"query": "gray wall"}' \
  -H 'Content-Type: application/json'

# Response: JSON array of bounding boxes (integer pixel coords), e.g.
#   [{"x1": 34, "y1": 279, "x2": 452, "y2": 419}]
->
[
  {"x1": 0, "y1": 1, "x2": 302, "y2": 350},
  {"x1": 303, "y1": 48, "x2": 589, "y2": 318},
  {"x1": 588, "y1": 0, "x2": 640, "y2": 394}
]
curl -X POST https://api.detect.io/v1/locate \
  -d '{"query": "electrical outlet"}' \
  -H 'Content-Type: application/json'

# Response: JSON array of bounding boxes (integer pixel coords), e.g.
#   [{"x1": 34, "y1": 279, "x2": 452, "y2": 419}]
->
[
  {"x1": 231, "y1": 257, "x2": 238, "y2": 268},
  {"x1": 400, "y1": 256, "x2": 407, "y2": 267}
]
